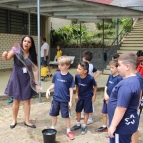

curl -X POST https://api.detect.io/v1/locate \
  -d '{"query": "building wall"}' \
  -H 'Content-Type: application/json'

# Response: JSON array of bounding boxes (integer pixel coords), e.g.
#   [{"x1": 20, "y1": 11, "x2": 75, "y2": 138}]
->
[{"x1": 0, "y1": 33, "x2": 38, "y2": 70}]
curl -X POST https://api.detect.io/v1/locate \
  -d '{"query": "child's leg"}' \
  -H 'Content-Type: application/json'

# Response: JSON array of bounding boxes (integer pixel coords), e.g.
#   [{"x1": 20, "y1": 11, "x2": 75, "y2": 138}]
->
[
  {"x1": 76, "y1": 112, "x2": 81, "y2": 122},
  {"x1": 131, "y1": 130, "x2": 139, "y2": 143},
  {"x1": 102, "y1": 113, "x2": 107, "y2": 127},
  {"x1": 65, "y1": 117, "x2": 75, "y2": 140},
  {"x1": 60, "y1": 102, "x2": 74, "y2": 140},
  {"x1": 87, "y1": 103, "x2": 94, "y2": 124},
  {"x1": 51, "y1": 116, "x2": 57, "y2": 129},
  {"x1": 97, "y1": 100, "x2": 108, "y2": 132},
  {"x1": 49, "y1": 100, "x2": 60, "y2": 129},
  {"x1": 65, "y1": 117, "x2": 71, "y2": 131},
  {"x1": 83, "y1": 113, "x2": 89, "y2": 125},
  {"x1": 71, "y1": 99, "x2": 83, "y2": 131}
]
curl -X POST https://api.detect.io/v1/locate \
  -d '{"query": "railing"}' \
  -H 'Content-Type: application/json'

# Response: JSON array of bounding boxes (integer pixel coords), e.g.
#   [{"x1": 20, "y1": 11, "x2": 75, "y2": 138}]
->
[{"x1": 101, "y1": 18, "x2": 136, "y2": 72}]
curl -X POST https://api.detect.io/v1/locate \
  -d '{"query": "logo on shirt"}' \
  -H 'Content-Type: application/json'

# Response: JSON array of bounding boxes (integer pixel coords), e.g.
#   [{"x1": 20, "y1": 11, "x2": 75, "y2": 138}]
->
[
  {"x1": 125, "y1": 114, "x2": 135, "y2": 125},
  {"x1": 57, "y1": 79, "x2": 67, "y2": 82},
  {"x1": 109, "y1": 81, "x2": 114, "y2": 84},
  {"x1": 78, "y1": 83, "x2": 87, "y2": 86}
]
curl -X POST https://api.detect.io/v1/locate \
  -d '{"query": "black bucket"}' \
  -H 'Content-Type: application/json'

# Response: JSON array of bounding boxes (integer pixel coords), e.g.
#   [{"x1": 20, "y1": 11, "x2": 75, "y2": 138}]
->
[{"x1": 42, "y1": 129, "x2": 57, "y2": 143}]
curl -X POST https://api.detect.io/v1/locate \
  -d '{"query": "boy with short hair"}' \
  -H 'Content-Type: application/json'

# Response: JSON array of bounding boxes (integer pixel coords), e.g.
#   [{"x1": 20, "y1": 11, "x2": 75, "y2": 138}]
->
[
  {"x1": 71, "y1": 61, "x2": 97, "y2": 134},
  {"x1": 82, "y1": 50, "x2": 100, "y2": 124},
  {"x1": 107, "y1": 53, "x2": 141, "y2": 143},
  {"x1": 97, "y1": 59, "x2": 122, "y2": 132},
  {"x1": 46, "y1": 56, "x2": 75, "y2": 140}
]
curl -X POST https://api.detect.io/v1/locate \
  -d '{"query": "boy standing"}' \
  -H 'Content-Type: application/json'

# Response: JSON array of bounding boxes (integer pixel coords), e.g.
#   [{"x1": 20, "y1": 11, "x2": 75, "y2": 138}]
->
[
  {"x1": 97, "y1": 59, "x2": 122, "y2": 132},
  {"x1": 108, "y1": 53, "x2": 141, "y2": 143},
  {"x1": 46, "y1": 56, "x2": 75, "y2": 140},
  {"x1": 82, "y1": 50, "x2": 100, "y2": 124},
  {"x1": 71, "y1": 61, "x2": 97, "y2": 134}
]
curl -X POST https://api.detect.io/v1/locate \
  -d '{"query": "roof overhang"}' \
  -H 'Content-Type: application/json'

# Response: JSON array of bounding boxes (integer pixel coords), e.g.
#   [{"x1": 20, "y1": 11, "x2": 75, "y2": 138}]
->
[{"x1": 0, "y1": 0, "x2": 143, "y2": 22}]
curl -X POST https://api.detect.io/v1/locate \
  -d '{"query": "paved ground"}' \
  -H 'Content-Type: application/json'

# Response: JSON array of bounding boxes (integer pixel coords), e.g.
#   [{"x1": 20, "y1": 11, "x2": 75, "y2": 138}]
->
[{"x1": 0, "y1": 91, "x2": 143, "y2": 143}]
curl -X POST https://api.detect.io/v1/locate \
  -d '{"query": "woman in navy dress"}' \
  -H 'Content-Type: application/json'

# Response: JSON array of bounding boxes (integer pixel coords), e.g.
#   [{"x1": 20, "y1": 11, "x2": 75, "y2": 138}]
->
[{"x1": 2, "y1": 35, "x2": 38, "y2": 129}]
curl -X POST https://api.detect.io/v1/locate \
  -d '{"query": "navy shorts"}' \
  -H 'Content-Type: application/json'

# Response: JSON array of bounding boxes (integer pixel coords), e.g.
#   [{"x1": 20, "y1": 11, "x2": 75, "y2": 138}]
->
[
  {"x1": 110, "y1": 133, "x2": 132, "y2": 143},
  {"x1": 49, "y1": 99, "x2": 70, "y2": 118},
  {"x1": 76, "y1": 98, "x2": 93, "y2": 113},
  {"x1": 101, "y1": 99, "x2": 107, "y2": 114}
]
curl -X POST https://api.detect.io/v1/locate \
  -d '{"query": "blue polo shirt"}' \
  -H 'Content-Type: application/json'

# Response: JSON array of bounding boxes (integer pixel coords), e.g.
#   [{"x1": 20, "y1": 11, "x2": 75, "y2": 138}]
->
[
  {"x1": 106, "y1": 74, "x2": 123, "y2": 97},
  {"x1": 136, "y1": 72, "x2": 143, "y2": 108},
  {"x1": 75, "y1": 74, "x2": 97, "y2": 99},
  {"x1": 107, "y1": 76, "x2": 140, "y2": 135},
  {"x1": 52, "y1": 72, "x2": 75, "y2": 102}
]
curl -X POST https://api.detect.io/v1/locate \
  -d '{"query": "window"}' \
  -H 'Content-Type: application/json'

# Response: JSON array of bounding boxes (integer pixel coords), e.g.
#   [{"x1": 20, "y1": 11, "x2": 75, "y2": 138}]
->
[{"x1": 0, "y1": 8, "x2": 38, "y2": 35}]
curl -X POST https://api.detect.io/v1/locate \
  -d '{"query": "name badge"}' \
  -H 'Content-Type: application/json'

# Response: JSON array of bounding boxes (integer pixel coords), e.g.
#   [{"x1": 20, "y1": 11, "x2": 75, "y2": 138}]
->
[{"x1": 22, "y1": 67, "x2": 27, "y2": 73}]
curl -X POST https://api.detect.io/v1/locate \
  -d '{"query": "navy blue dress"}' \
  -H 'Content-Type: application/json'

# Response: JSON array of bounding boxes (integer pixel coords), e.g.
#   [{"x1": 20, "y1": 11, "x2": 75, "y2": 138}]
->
[{"x1": 5, "y1": 56, "x2": 37, "y2": 100}]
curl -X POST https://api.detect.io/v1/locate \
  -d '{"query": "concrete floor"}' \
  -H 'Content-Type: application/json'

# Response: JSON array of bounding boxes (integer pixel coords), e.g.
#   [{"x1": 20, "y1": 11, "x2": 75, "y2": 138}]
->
[{"x1": 0, "y1": 68, "x2": 108, "y2": 97}]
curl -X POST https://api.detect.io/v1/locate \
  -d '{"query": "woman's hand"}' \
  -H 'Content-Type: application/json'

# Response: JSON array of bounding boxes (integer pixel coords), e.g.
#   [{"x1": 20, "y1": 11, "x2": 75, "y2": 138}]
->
[
  {"x1": 36, "y1": 85, "x2": 42, "y2": 93},
  {"x1": 2, "y1": 51, "x2": 8, "y2": 61}
]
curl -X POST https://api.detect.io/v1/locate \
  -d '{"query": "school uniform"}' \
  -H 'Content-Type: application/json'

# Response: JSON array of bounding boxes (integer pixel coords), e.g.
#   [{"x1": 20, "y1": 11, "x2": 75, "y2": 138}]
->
[
  {"x1": 75, "y1": 74, "x2": 97, "y2": 113},
  {"x1": 107, "y1": 76, "x2": 141, "y2": 143},
  {"x1": 102, "y1": 75, "x2": 122, "y2": 114},
  {"x1": 136, "y1": 72, "x2": 143, "y2": 119},
  {"x1": 49, "y1": 72, "x2": 75, "y2": 118}
]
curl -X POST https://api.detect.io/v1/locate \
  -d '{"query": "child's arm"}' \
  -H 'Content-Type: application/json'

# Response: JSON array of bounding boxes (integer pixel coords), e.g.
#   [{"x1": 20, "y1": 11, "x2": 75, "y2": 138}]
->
[
  {"x1": 92, "y1": 85, "x2": 97, "y2": 102},
  {"x1": 104, "y1": 86, "x2": 109, "y2": 101},
  {"x1": 2, "y1": 50, "x2": 15, "y2": 61},
  {"x1": 108, "y1": 106, "x2": 127, "y2": 138},
  {"x1": 138, "y1": 90, "x2": 142, "y2": 110},
  {"x1": 46, "y1": 83, "x2": 55, "y2": 98},
  {"x1": 75, "y1": 85, "x2": 79, "y2": 103},
  {"x1": 69, "y1": 88, "x2": 74, "y2": 109},
  {"x1": 94, "y1": 70, "x2": 100, "y2": 79}
]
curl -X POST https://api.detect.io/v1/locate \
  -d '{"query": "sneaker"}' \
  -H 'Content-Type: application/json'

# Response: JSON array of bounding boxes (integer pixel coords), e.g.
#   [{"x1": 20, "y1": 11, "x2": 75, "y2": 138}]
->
[
  {"x1": 8, "y1": 98, "x2": 13, "y2": 103},
  {"x1": 67, "y1": 131, "x2": 75, "y2": 140},
  {"x1": 87, "y1": 119, "x2": 94, "y2": 125},
  {"x1": 97, "y1": 126, "x2": 107, "y2": 132},
  {"x1": 71, "y1": 124, "x2": 81, "y2": 131},
  {"x1": 105, "y1": 133, "x2": 109, "y2": 138},
  {"x1": 81, "y1": 126, "x2": 87, "y2": 135}
]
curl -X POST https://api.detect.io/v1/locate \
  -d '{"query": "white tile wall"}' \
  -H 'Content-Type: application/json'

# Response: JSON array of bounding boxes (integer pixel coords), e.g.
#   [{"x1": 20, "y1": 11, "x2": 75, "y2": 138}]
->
[{"x1": 0, "y1": 33, "x2": 38, "y2": 70}]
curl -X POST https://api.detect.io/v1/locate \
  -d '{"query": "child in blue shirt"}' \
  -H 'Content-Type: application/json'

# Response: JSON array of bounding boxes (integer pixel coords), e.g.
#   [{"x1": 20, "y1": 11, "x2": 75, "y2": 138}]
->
[
  {"x1": 71, "y1": 61, "x2": 97, "y2": 134},
  {"x1": 46, "y1": 56, "x2": 75, "y2": 140},
  {"x1": 82, "y1": 50, "x2": 100, "y2": 124},
  {"x1": 97, "y1": 59, "x2": 122, "y2": 132},
  {"x1": 107, "y1": 53, "x2": 141, "y2": 143},
  {"x1": 131, "y1": 72, "x2": 143, "y2": 143}
]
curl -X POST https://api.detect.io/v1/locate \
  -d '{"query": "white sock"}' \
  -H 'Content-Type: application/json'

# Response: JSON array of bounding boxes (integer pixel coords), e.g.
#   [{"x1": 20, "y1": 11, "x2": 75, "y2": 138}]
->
[
  {"x1": 76, "y1": 122, "x2": 81, "y2": 126},
  {"x1": 67, "y1": 128, "x2": 71, "y2": 133},
  {"x1": 103, "y1": 125, "x2": 107, "y2": 128},
  {"x1": 82, "y1": 124, "x2": 86, "y2": 127},
  {"x1": 51, "y1": 126, "x2": 56, "y2": 129}
]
